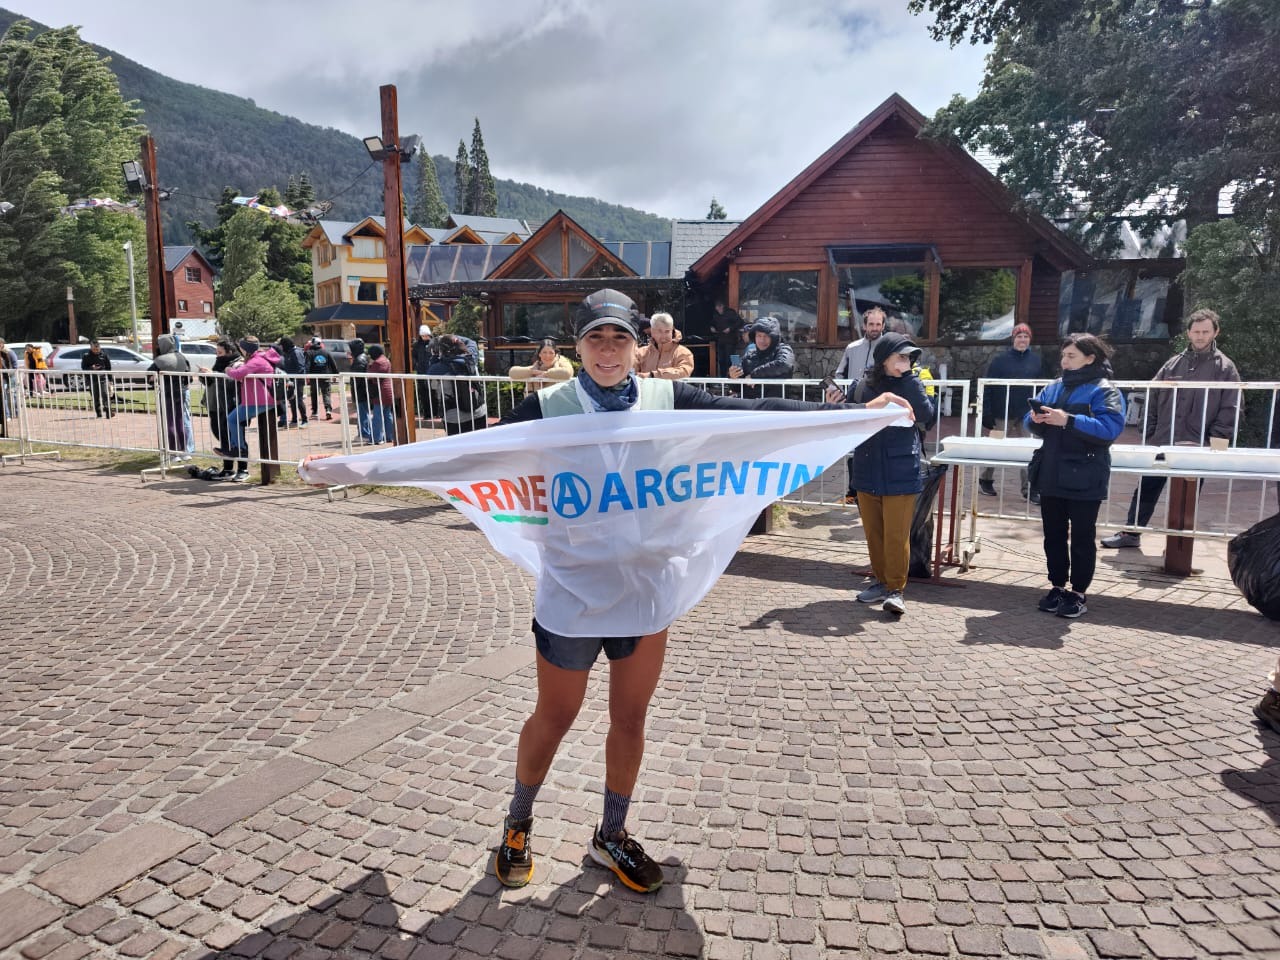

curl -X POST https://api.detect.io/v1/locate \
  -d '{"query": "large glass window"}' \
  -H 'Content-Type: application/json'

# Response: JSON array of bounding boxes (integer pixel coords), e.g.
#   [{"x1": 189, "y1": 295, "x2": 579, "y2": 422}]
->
[
  {"x1": 502, "y1": 302, "x2": 572, "y2": 340},
  {"x1": 1059, "y1": 267, "x2": 1171, "y2": 339},
  {"x1": 937, "y1": 267, "x2": 1018, "y2": 341},
  {"x1": 838, "y1": 266, "x2": 926, "y2": 338},
  {"x1": 738, "y1": 270, "x2": 819, "y2": 343}
]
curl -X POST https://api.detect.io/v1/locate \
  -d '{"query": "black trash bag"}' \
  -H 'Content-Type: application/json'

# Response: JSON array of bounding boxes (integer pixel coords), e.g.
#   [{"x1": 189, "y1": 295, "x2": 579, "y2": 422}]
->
[
  {"x1": 1228, "y1": 513, "x2": 1280, "y2": 621},
  {"x1": 910, "y1": 464, "x2": 948, "y2": 579}
]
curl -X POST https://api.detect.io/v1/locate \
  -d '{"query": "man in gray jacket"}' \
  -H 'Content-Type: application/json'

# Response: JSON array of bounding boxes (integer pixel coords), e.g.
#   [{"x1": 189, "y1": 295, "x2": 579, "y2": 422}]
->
[{"x1": 1103, "y1": 308, "x2": 1241, "y2": 547}]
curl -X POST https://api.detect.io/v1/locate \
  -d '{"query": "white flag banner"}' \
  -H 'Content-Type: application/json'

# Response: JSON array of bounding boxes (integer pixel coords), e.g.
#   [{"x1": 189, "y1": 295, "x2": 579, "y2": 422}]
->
[{"x1": 300, "y1": 407, "x2": 906, "y2": 636}]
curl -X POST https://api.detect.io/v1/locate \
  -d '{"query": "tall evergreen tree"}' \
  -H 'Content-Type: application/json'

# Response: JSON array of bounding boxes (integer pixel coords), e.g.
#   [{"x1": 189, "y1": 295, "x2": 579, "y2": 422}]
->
[
  {"x1": 707, "y1": 197, "x2": 727, "y2": 220},
  {"x1": 295, "y1": 172, "x2": 315, "y2": 206},
  {"x1": 0, "y1": 21, "x2": 144, "y2": 340},
  {"x1": 190, "y1": 186, "x2": 311, "y2": 309},
  {"x1": 218, "y1": 209, "x2": 267, "y2": 307},
  {"x1": 465, "y1": 118, "x2": 498, "y2": 217},
  {"x1": 411, "y1": 153, "x2": 448, "y2": 229},
  {"x1": 453, "y1": 140, "x2": 470, "y2": 217}
]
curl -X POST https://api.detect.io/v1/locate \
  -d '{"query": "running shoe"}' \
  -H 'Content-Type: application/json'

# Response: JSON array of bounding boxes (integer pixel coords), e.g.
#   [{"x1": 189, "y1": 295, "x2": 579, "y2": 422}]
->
[
  {"x1": 494, "y1": 816, "x2": 534, "y2": 888},
  {"x1": 589, "y1": 828, "x2": 664, "y2": 893}
]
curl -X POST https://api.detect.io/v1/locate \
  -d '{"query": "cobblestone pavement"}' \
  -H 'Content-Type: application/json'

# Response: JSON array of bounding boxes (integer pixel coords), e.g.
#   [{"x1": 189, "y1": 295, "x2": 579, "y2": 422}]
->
[{"x1": 1, "y1": 458, "x2": 1278, "y2": 960}]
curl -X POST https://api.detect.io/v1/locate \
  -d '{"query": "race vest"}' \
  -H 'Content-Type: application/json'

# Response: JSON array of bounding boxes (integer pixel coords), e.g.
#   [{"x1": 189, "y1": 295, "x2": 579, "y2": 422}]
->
[
  {"x1": 536, "y1": 377, "x2": 674, "y2": 417},
  {"x1": 300, "y1": 406, "x2": 906, "y2": 636}
]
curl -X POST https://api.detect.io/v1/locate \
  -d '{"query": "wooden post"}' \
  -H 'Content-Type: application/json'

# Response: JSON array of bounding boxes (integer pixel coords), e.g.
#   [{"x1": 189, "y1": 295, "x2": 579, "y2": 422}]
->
[
  {"x1": 1163, "y1": 477, "x2": 1198, "y2": 576},
  {"x1": 257, "y1": 411, "x2": 279, "y2": 486},
  {"x1": 140, "y1": 135, "x2": 169, "y2": 348},
  {"x1": 378, "y1": 84, "x2": 417, "y2": 445},
  {"x1": 65, "y1": 286, "x2": 78, "y2": 345}
]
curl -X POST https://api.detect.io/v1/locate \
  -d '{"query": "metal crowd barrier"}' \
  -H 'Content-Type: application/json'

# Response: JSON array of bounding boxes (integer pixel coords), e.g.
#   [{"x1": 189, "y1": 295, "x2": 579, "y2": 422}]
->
[{"x1": 967, "y1": 378, "x2": 1280, "y2": 547}]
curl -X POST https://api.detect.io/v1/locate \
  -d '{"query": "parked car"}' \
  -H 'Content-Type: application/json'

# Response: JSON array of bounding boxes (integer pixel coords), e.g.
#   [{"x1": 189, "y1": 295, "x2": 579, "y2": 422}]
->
[
  {"x1": 319, "y1": 339, "x2": 353, "y2": 373},
  {"x1": 177, "y1": 341, "x2": 219, "y2": 371},
  {"x1": 47, "y1": 344, "x2": 153, "y2": 389}
]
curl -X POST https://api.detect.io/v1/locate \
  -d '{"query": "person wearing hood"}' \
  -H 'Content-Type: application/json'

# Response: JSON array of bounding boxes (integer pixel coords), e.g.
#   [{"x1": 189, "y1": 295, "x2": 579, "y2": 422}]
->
[
  {"x1": 846, "y1": 332, "x2": 937, "y2": 616},
  {"x1": 1102, "y1": 308, "x2": 1240, "y2": 548},
  {"x1": 728, "y1": 316, "x2": 795, "y2": 396},
  {"x1": 426, "y1": 334, "x2": 489, "y2": 436},
  {"x1": 147, "y1": 333, "x2": 195, "y2": 459},
  {"x1": 1025, "y1": 333, "x2": 1126, "y2": 620},
  {"x1": 276, "y1": 336, "x2": 309, "y2": 428},
  {"x1": 348, "y1": 337, "x2": 373, "y2": 443},
  {"x1": 217, "y1": 336, "x2": 282, "y2": 464},
  {"x1": 203, "y1": 340, "x2": 249, "y2": 480},
  {"x1": 634, "y1": 313, "x2": 693, "y2": 380},
  {"x1": 366, "y1": 343, "x2": 396, "y2": 444}
]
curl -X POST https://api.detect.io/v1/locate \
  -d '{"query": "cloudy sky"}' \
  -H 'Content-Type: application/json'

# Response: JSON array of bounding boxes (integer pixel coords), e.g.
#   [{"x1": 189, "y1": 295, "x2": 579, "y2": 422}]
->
[{"x1": 27, "y1": 0, "x2": 989, "y2": 219}]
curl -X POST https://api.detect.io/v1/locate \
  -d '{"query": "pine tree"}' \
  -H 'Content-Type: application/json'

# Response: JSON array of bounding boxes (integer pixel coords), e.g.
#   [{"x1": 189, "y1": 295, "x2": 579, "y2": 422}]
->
[
  {"x1": 411, "y1": 153, "x2": 448, "y2": 229},
  {"x1": 284, "y1": 175, "x2": 299, "y2": 208},
  {"x1": 465, "y1": 119, "x2": 498, "y2": 217},
  {"x1": 707, "y1": 197, "x2": 727, "y2": 220},
  {"x1": 453, "y1": 140, "x2": 470, "y2": 217},
  {"x1": 0, "y1": 22, "x2": 143, "y2": 340},
  {"x1": 218, "y1": 209, "x2": 267, "y2": 307},
  {"x1": 295, "y1": 172, "x2": 315, "y2": 206}
]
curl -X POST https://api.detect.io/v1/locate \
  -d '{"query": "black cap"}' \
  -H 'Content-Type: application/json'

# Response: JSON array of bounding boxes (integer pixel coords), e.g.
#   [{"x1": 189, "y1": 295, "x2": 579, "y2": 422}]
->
[
  {"x1": 575, "y1": 288, "x2": 639, "y2": 340},
  {"x1": 872, "y1": 331, "x2": 922, "y2": 367}
]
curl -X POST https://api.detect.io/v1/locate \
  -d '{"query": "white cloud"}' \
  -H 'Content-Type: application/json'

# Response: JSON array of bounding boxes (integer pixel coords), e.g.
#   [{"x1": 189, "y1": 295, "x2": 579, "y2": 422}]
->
[{"x1": 27, "y1": 0, "x2": 987, "y2": 220}]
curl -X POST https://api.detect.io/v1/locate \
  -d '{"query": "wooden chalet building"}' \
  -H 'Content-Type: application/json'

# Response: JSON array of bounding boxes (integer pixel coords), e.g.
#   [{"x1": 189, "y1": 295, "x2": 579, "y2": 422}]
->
[
  {"x1": 688, "y1": 94, "x2": 1120, "y2": 378},
  {"x1": 408, "y1": 210, "x2": 687, "y2": 371},
  {"x1": 162, "y1": 246, "x2": 218, "y2": 338}
]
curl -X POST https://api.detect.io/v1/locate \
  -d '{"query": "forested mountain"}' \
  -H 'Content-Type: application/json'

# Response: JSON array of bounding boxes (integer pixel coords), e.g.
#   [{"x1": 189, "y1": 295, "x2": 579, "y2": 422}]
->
[{"x1": 0, "y1": 9, "x2": 671, "y2": 244}]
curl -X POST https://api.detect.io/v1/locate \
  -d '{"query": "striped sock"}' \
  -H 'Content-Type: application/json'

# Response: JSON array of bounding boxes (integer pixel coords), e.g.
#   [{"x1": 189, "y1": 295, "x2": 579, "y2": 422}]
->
[
  {"x1": 600, "y1": 787, "x2": 632, "y2": 838},
  {"x1": 508, "y1": 778, "x2": 541, "y2": 821}
]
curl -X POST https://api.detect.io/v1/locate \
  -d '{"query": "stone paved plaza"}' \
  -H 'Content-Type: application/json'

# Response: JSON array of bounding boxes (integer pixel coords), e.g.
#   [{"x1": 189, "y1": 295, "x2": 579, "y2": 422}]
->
[{"x1": 1, "y1": 456, "x2": 1278, "y2": 960}]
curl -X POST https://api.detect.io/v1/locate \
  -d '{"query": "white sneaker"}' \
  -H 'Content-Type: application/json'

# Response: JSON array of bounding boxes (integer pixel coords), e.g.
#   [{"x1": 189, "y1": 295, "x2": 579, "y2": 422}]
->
[
  {"x1": 882, "y1": 592, "x2": 906, "y2": 615},
  {"x1": 857, "y1": 582, "x2": 890, "y2": 604}
]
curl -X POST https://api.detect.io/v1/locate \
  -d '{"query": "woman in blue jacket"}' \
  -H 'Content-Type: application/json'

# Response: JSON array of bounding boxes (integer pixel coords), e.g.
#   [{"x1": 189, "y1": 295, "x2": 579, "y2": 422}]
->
[
  {"x1": 848, "y1": 333, "x2": 936, "y2": 616},
  {"x1": 1024, "y1": 333, "x2": 1126, "y2": 619}
]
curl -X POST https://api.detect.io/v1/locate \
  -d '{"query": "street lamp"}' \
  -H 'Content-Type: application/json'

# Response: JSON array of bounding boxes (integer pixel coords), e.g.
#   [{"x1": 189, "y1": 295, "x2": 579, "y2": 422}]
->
[
  {"x1": 0, "y1": 201, "x2": 14, "y2": 216},
  {"x1": 362, "y1": 133, "x2": 420, "y2": 163},
  {"x1": 123, "y1": 241, "x2": 140, "y2": 350},
  {"x1": 121, "y1": 160, "x2": 147, "y2": 194}
]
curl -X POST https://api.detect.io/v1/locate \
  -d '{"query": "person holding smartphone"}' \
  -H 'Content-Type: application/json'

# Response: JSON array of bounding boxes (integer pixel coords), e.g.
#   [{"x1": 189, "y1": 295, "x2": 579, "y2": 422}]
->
[{"x1": 1024, "y1": 334, "x2": 1126, "y2": 619}]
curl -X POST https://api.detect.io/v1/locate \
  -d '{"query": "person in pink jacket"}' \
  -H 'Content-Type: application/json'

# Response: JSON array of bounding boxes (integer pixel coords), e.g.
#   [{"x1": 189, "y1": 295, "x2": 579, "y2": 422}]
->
[
  {"x1": 366, "y1": 343, "x2": 396, "y2": 444},
  {"x1": 218, "y1": 336, "x2": 282, "y2": 460}
]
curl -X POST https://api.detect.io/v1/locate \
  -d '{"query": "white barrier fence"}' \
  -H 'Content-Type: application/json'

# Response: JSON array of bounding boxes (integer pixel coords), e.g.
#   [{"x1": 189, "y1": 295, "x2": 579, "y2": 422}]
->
[
  {"x1": 3, "y1": 368, "x2": 1276, "y2": 550},
  {"x1": 967, "y1": 378, "x2": 1280, "y2": 541}
]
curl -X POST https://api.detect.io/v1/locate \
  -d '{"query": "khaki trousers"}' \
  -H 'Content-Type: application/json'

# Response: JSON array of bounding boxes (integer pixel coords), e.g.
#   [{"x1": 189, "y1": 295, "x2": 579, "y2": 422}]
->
[{"x1": 857, "y1": 491, "x2": 916, "y2": 592}]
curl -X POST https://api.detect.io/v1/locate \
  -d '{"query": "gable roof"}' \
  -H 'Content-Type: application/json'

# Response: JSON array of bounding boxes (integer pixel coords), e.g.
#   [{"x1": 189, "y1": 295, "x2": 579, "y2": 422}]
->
[
  {"x1": 670, "y1": 219, "x2": 743, "y2": 277},
  {"x1": 487, "y1": 210, "x2": 635, "y2": 281},
  {"x1": 446, "y1": 213, "x2": 531, "y2": 237},
  {"x1": 163, "y1": 245, "x2": 215, "y2": 275},
  {"x1": 690, "y1": 93, "x2": 1090, "y2": 278}
]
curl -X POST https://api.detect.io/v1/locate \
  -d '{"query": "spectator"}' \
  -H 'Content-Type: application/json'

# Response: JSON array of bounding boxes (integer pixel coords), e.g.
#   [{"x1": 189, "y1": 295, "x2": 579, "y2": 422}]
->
[
  {"x1": 366, "y1": 343, "x2": 396, "y2": 444},
  {"x1": 1102, "y1": 308, "x2": 1240, "y2": 548},
  {"x1": 486, "y1": 287, "x2": 912, "y2": 894},
  {"x1": 0, "y1": 337, "x2": 16, "y2": 423},
  {"x1": 348, "y1": 338, "x2": 373, "y2": 443},
  {"x1": 276, "y1": 336, "x2": 309, "y2": 428},
  {"x1": 1256, "y1": 657, "x2": 1280, "y2": 736},
  {"x1": 835, "y1": 306, "x2": 886, "y2": 380},
  {"x1": 426, "y1": 334, "x2": 488, "y2": 435},
  {"x1": 80, "y1": 339, "x2": 114, "y2": 419},
  {"x1": 204, "y1": 340, "x2": 248, "y2": 480},
  {"x1": 219, "y1": 336, "x2": 282, "y2": 470},
  {"x1": 1026, "y1": 333, "x2": 1126, "y2": 619},
  {"x1": 509, "y1": 339, "x2": 573, "y2": 395},
  {"x1": 303, "y1": 336, "x2": 336, "y2": 420},
  {"x1": 728, "y1": 316, "x2": 795, "y2": 396},
  {"x1": 148, "y1": 334, "x2": 195, "y2": 461},
  {"x1": 709, "y1": 298, "x2": 743, "y2": 378},
  {"x1": 978, "y1": 323, "x2": 1042, "y2": 501},
  {"x1": 846, "y1": 332, "x2": 937, "y2": 616},
  {"x1": 635, "y1": 313, "x2": 694, "y2": 380},
  {"x1": 835, "y1": 307, "x2": 889, "y2": 504},
  {"x1": 24, "y1": 343, "x2": 48, "y2": 397},
  {"x1": 412, "y1": 323, "x2": 434, "y2": 423}
]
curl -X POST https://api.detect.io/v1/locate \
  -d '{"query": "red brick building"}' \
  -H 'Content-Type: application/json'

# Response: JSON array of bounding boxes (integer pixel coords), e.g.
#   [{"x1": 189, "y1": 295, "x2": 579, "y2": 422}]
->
[{"x1": 163, "y1": 246, "x2": 217, "y2": 335}]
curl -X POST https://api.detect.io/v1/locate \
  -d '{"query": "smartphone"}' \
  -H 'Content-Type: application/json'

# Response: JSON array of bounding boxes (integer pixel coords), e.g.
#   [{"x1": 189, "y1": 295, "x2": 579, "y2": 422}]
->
[
  {"x1": 729, "y1": 354, "x2": 741, "y2": 368},
  {"x1": 819, "y1": 375, "x2": 839, "y2": 396},
  {"x1": 1027, "y1": 398, "x2": 1046, "y2": 413}
]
